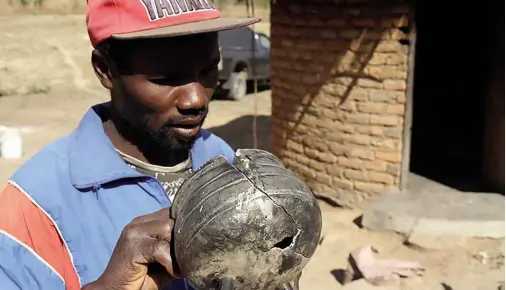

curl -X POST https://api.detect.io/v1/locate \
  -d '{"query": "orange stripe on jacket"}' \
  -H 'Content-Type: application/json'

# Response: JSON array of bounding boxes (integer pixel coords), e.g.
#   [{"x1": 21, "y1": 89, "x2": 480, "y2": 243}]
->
[{"x1": 0, "y1": 183, "x2": 81, "y2": 290}]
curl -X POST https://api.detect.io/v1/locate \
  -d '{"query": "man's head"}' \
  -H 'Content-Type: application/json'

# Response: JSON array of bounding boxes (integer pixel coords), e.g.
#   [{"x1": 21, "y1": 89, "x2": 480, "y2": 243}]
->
[
  {"x1": 92, "y1": 33, "x2": 219, "y2": 152},
  {"x1": 86, "y1": 0, "x2": 259, "y2": 156}
]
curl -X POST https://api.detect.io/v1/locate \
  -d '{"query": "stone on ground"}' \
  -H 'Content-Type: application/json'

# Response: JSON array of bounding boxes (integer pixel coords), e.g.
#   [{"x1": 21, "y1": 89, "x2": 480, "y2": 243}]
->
[
  {"x1": 405, "y1": 232, "x2": 469, "y2": 250},
  {"x1": 362, "y1": 186, "x2": 505, "y2": 239}
]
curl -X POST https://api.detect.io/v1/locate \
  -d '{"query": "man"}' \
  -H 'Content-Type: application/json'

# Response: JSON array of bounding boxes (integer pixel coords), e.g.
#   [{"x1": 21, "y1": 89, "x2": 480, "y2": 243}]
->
[{"x1": 0, "y1": 0, "x2": 260, "y2": 289}]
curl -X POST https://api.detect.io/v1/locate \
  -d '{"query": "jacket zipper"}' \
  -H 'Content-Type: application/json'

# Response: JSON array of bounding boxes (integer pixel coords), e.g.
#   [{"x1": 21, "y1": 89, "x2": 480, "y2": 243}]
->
[{"x1": 144, "y1": 176, "x2": 193, "y2": 290}]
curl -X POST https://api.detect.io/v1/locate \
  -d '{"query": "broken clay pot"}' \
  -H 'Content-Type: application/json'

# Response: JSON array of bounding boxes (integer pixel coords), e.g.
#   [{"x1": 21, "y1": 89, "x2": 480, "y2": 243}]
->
[{"x1": 171, "y1": 149, "x2": 323, "y2": 290}]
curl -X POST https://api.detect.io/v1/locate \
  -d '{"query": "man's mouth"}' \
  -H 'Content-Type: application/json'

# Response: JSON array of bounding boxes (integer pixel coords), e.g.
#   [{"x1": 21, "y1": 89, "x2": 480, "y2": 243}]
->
[
  {"x1": 173, "y1": 118, "x2": 202, "y2": 127},
  {"x1": 170, "y1": 119, "x2": 203, "y2": 137}
]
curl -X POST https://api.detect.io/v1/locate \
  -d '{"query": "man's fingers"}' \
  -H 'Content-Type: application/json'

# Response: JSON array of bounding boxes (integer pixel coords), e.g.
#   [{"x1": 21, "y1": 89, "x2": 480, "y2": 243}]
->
[
  {"x1": 131, "y1": 207, "x2": 172, "y2": 224},
  {"x1": 150, "y1": 240, "x2": 182, "y2": 278},
  {"x1": 126, "y1": 218, "x2": 175, "y2": 273},
  {"x1": 137, "y1": 219, "x2": 174, "y2": 241}
]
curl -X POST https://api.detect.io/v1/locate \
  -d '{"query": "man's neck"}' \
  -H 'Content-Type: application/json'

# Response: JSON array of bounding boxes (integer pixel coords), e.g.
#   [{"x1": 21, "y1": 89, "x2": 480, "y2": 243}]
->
[{"x1": 103, "y1": 119, "x2": 189, "y2": 167}]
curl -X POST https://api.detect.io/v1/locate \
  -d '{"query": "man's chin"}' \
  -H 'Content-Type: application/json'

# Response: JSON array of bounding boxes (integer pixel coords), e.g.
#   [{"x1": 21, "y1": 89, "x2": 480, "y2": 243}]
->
[{"x1": 159, "y1": 129, "x2": 200, "y2": 151}]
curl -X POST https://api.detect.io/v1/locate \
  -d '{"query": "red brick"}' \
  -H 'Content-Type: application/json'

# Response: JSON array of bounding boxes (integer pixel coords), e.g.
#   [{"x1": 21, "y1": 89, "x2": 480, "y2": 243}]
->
[
  {"x1": 327, "y1": 18, "x2": 347, "y2": 27},
  {"x1": 346, "y1": 148, "x2": 375, "y2": 160},
  {"x1": 367, "y1": 89, "x2": 396, "y2": 103},
  {"x1": 352, "y1": 18, "x2": 377, "y2": 28},
  {"x1": 375, "y1": 151, "x2": 402, "y2": 162},
  {"x1": 357, "y1": 79, "x2": 383, "y2": 89},
  {"x1": 328, "y1": 143, "x2": 348, "y2": 156},
  {"x1": 345, "y1": 113, "x2": 370, "y2": 124},
  {"x1": 320, "y1": 29, "x2": 339, "y2": 39},
  {"x1": 339, "y1": 29, "x2": 364, "y2": 39},
  {"x1": 384, "y1": 128, "x2": 402, "y2": 139},
  {"x1": 333, "y1": 178, "x2": 354, "y2": 190},
  {"x1": 302, "y1": 136, "x2": 329, "y2": 152},
  {"x1": 369, "y1": 171, "x2": 395, "y2": 185},
  {"x1": 386, "y1": 104, "x2": 405, "y2": 115},
  {"x1": 385, "y1": 54, "x2": 408, "y2": 65},
  {"x1": 337, "y1": 156, "x2": 363, "y2": 169},
  {"x1": 371, "y1": 138, "x2": 399, "y2": 149},
  {"x1": 355, "y1": 181, "x2": 384, "y2": 193},
  {"x1": 358, "y1": 103, "x2": 387, "y2": 114},
  {"x1": 309, "y1": 159, "x2": 326, "y2": 171},
  {"x1": 370, "y1": 115, "x2": 399, "y2": 126},
  {"x1": 326, "y1": 164, "x2": 344, "y2": 177},
  {"x1": 384, "y1": 79, "x2": 407, "y2": 91},
  {"x1": 343, "y1": 134, "x2": 371, "y2": 146},
  {"x1": 286, "y1": 140, "x2": 304, "y2": 153},
  {"x1": 316, "y1": 172, "x2": 333, "y2": 186},
  {"x1": 316, "y1": 151, "x2": 338, "y2": 163},
  {"x1": 356, "y1": 126, "x2": 384, "y2": 136},
  {"x1": 387, "y1": 163, "x2": 401, "y2": 176},
  {"x1": 344, "y1": 169, "x2": 369, "y2": 181},
  {"x1": 364, "y1": 160, "x2": 388, "y2": 172}
]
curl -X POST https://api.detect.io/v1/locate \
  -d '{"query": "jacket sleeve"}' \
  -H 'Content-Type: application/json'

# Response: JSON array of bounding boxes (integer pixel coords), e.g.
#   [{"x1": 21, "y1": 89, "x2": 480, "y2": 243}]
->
[{"x1": 0, "y1": 182, "x2": 81, "y2": 290}]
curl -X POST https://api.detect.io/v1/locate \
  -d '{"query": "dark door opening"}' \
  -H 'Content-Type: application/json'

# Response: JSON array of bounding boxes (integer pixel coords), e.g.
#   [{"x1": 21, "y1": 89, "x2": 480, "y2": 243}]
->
[{"x1": 409, "y1": 0, "x2": 504, "y2": 193}]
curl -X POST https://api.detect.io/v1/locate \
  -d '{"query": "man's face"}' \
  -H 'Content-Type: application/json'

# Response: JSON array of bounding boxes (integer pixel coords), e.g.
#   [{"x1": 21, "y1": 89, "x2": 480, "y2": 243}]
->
[{"x1": 101, "y1": 33, "x2": 220, "y2": 152}]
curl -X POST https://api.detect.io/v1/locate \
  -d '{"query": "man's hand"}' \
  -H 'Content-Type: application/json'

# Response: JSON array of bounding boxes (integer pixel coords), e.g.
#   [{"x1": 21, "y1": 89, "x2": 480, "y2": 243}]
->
[{"x1": 83, "y1": 208, "x2": 179, "y2": 290}]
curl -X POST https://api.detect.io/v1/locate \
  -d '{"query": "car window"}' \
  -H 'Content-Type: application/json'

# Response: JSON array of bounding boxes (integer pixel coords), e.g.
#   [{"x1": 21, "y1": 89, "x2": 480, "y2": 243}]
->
[
  {"x1": 218, "y1": 27, "x2": 255, "y2": 49},
  {"x1": 258, "y1": 34, "x2": 270, "y2": 49}
]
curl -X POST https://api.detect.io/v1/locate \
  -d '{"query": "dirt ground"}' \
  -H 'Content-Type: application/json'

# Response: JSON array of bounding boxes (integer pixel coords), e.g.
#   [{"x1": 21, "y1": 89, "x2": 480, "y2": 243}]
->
[{"x1": 0, "y1": 15, "x2": 504, "y2": 290}]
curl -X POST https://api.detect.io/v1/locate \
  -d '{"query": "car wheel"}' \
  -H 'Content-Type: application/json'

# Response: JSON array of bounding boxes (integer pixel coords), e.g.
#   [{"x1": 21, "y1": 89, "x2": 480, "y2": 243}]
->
[{"x1": 227, "y1": 71, "x2": 248, "y2": 101}]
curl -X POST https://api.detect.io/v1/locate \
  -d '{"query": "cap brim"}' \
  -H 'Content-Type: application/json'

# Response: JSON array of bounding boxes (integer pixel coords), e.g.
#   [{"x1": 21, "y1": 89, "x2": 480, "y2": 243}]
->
[{"x1": 111, "y1": 17, "x2": 261, "y2": 40}]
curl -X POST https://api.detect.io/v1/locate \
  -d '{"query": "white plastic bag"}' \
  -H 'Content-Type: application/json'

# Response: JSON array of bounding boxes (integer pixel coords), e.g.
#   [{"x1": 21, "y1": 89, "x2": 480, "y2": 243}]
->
[{"x1": 0, "y1": 126, "x2": 23, "y2": 159}]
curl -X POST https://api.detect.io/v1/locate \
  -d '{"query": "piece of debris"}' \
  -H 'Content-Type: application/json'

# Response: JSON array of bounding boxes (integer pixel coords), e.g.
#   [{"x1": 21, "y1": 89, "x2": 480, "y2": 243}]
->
[
  {"x1": 474, "y1": 251, "x2": 489, "y2": 265},
  {"x1": 343, "y1": 245, "x2": 425, "y2": 286}
]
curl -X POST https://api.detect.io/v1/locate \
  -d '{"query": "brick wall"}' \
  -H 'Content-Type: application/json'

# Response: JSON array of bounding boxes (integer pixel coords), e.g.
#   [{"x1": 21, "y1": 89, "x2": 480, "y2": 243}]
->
[{"x1": 270, "y1": 0, "x2": 411, "y2": 208}]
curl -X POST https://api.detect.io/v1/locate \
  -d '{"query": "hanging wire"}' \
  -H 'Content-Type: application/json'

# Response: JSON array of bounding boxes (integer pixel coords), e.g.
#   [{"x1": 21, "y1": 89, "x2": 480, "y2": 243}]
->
[{"x1": 246, "y1": 0, "x2": 259, "y2": 149}]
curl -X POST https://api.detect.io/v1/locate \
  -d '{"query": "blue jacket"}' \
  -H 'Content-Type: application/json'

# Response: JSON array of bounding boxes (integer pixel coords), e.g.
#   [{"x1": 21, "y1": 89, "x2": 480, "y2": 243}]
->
[{"x1": 0, "y1": 103, "x2": 235, "y2": 290}]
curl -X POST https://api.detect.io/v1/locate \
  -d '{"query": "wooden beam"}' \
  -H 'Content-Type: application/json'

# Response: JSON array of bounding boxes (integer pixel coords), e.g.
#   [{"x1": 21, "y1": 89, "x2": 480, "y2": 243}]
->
[{"x1": 400, "y1": 1, "x2": 417, "y2": 191}]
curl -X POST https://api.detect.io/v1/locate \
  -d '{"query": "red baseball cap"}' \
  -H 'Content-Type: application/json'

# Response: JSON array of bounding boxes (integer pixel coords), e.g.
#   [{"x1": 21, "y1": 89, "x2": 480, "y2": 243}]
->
[{"x1": 86, "y1": 0, "x2": 261, "y2": 48}]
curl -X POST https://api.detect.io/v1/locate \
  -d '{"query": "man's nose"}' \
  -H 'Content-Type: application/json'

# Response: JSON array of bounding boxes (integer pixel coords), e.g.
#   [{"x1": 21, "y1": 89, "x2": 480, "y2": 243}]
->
[{"x1": 175, "y1": 83, "x2": 208, "y2": 114}]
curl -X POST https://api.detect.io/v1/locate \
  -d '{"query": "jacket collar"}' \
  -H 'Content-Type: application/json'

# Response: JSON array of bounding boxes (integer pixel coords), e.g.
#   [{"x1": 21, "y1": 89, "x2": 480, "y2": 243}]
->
[{"x1": 69, "y1": 103, "x2": 209, "y2": 189}]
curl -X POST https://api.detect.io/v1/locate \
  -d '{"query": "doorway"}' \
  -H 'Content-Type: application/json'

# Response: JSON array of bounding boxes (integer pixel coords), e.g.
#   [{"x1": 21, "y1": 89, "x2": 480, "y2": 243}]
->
[{"x1": 407, "y1": 0, "x2": 504, "y2": 193}]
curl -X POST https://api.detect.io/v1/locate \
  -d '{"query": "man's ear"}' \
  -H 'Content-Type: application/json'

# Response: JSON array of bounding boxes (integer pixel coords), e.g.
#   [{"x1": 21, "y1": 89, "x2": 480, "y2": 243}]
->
[{"x1": 91, "y1": 49, "x2": 113, "y2": 90}]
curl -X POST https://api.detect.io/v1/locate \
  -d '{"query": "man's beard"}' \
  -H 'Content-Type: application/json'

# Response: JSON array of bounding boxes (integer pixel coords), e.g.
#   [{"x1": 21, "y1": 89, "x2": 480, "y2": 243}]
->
[
  {"x1": 110, "y1": 106, "x2": 207, "y2": 156},
  {"x1": 147, "y1": 114, "x2": 207, "y2": 152}
]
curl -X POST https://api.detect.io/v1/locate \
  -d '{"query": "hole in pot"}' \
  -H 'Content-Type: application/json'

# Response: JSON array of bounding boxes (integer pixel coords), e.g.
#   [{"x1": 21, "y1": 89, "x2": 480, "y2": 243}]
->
[{"x1": 273, "y1": 235, "x2": 295, "y2": 249}]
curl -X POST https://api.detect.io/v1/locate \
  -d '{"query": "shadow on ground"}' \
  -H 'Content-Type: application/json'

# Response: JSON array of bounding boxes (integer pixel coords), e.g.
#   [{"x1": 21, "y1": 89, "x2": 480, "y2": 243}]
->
[
  {"x1": 207, "y1": 115, "x2": 271, "y2": 152},
  {"x1": 330, "y1": 269, "x2": 348, "y2": 285}
]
